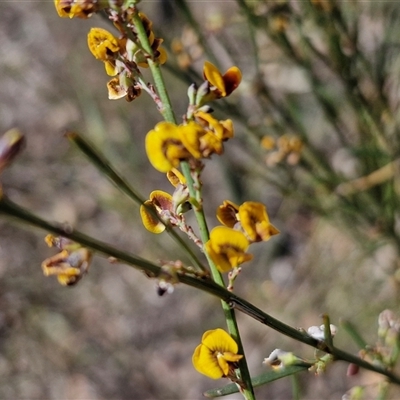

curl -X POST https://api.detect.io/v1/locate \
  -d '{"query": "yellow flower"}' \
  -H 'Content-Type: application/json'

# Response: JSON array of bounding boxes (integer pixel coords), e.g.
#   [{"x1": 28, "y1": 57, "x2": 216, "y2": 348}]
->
[
  {"x1": 140, "y1": 190, "x2": 173, "y2": 234},
  {"x1": 180, "y1": 115, "x2": 233, "y2": 159},
  {"x1": 42, "y1": 235, "x2": 92, "y2": 286},
  {"x1": 145, "y1": 122, "x2": 194, "y2": 173},
  {"x1": 238, "y1": 202, "x2": 280, "y2": 242},
  {"x1": 192, "y1": 329, "x2": 243, "y2": 379},
  {"x1": 217, "y1": 201, "x2": 279, "y2": 243},
  {"x1": 54, "y1": 0, "x2": 105, "y2": 19},
  {"x1": 203, "y1": 61, "x2": 242, "y2": 98},
  {"x1": 87, "y1": 27, "x2": 120, "y2": 62},
  {"x1": 205, "y1": 226, "x2": 253, "y2": 273}
]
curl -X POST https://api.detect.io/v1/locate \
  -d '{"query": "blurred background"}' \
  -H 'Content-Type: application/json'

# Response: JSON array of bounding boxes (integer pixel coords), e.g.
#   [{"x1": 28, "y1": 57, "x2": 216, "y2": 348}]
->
[{"x1": 0, "y1": 0, "x2": 400, "y2": 398}]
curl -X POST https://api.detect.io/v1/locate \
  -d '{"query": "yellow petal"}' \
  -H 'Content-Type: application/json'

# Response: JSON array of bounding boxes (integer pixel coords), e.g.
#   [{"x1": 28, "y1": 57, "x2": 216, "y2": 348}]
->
[
  {"x1": 166, "y1": 168, "x2": 186, "y2": 187},
  {"x1": 222, "y1": 352, "x2": 243, "y2": 363},
  {"x1": 209, "y1": 226, "x2": 250, "y2": 253},
  {"x1": 201, "y1": 329, "x2": 239, "y2": 354},
  {"x1": 192, "y1": 344, "x2": 224, "y2": 379},
  {"x1": 216, "y1": 353, "x2": 243, "y2": 375},
  {"x1": 206, "y1": 226, "x2": 252, "y2": 272},
  {"x1": 199, "y1": 131, "x2": 224, "y2": 157},
  {"x1": 54, "y1": 0, "x2": 69, "y2": 17},
  {"x1": 107, "y1": 77, "x2": 127, "y2": 100},
  {"x1": 104, "y1": 60, "x2": 118, "y2": 76},
  {"x1": 205, "y1": 241, "x2": 233, "y2": 273},
  {"x1": 87, "y1": 27, "x2": 119, "y2": 61},
  {"x1": 149, "y1": 190, "x2": 173, "y2": 212},
  {"x1": 217, "y1": 354, "x2": 230, "y2": 376},
  {"x1": 145, "y1": 122, "x2": 186, "y2": 173},
  {"x1": 156, "y1": 46, "x2": 168, "y2": 65},
  {"x1": 203, "y1": 61, "x2": 226, "y2": 96},
  {"x1": 140, "y1": 201, "x2": 165, "y2": 234},
  {"x1": 178, "y1": 122, "x2": 204, "y2": 159},
  {"x1": 239, "y1": 202, "x2": 279, "y2": 242},
  {"x1": 220, "y1": 119, "x2": 234, "y2": 140},
  {"x1": 225, "y1": 247, "x2": 253, "y2": 268}
]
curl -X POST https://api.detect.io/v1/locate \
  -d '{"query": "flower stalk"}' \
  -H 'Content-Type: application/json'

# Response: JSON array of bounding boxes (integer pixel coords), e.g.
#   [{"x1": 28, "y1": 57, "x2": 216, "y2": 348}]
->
[{"x1": 132, "y1": 8, "x2": 255, "y2": 399}]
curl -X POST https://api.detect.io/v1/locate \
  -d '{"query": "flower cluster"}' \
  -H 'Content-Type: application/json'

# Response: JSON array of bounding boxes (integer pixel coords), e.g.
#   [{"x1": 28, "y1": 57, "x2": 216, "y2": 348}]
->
[
  {"x1": 42, "y1": 235, "x2": 92, "y2": 286},
  {"x1": 86, "y1": 11, "x2": 166, "y2": 101},
  {"x1": 205, "y1": 201, "x2": 279, "y2": 273},
  {"x1": 145, "y1": 111, "x2": 233, "y2": 173},
  {"x1": 54, "y1": 2, "x2": 167, "y2": 101}
]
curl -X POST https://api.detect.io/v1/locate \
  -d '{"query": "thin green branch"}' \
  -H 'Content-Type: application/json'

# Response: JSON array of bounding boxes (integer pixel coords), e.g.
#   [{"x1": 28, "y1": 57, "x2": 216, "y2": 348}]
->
[
  {"x1": 2, "y1": 194, "x2": 400, "y2": 387},
  {"x1": 204, "y1": 365, "x2": 310, "y2": 398}
]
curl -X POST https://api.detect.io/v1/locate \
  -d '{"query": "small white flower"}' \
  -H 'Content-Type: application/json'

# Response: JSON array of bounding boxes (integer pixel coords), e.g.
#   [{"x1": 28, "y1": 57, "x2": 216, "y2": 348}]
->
[{"x1": 307, "y1": 324, "x2": 337, "y2": 340}]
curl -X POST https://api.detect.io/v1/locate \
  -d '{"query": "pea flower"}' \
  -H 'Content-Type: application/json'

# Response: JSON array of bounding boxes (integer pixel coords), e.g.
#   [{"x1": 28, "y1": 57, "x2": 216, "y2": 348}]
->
[
  {"x1": 54, "y1": 0, "x2": 107, "y2": 19},
  {"x1": 87, "y1": 27, "x2": 120, "y2": 62},
  {"x1": 217, "y1": 201, "x2": 279, "y2": 243},
  {"x1": 41, "y1": 235, "x2": 92, "y2": 286},
  {"x1": 203, "y1": 61, "x2": 242, "y2": 98},
  {"x1": 140, "y1": 190, "x2": 173, "y2": 234},
  {"x1": 239, "y1": 202, "x2": 280, "y2": 242},
  {"x1": 205, "y1": 226, "x2": 253, "y2": 273},
  {"x1": 145, "y1": 122, "x2": 199, "y2": 173},
  {"x1": 179, "y1": 120, "x2": 226, "y2": 159},
  {"x1": 192, "y1": 329, "x2": 243, "y2": 379}
]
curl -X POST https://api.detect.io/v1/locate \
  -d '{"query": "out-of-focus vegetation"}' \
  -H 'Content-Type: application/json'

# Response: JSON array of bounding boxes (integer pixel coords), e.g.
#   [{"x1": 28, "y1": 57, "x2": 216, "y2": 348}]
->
[{"x1": 0, "y1": 1, "x2": 400, "y2": 398}]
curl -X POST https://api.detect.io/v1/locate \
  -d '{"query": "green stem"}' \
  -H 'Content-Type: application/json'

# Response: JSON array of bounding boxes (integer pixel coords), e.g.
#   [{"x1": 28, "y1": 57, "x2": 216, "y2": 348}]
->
[
  {"x1": 2, "y1": 194, "x2": 400, "y2": 386},
  {"x1": 181, "y1": 162, "x2": 255, "y2": 399},
  {"x1": 132, "y1": 9, "x2": 255, "y2": 399},
  {"x1": 131, "y1": 11, "x2": 176, "y2": 123}
]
